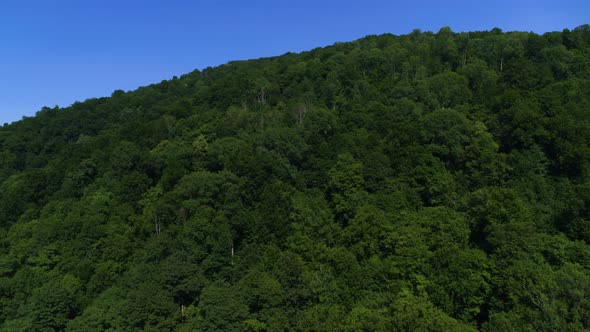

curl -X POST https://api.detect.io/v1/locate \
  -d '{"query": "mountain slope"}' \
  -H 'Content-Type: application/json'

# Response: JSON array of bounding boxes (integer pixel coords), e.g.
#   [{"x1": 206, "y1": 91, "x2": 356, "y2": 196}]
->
[{"x1": 1, "y1": 26, "x2": 590, "y2": 331}]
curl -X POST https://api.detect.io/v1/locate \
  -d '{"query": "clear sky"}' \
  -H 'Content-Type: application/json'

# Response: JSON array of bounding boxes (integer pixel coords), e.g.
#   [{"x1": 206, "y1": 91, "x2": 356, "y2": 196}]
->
[{"x1": 0, "y1": 0, "x2": 588, "y2": 125}]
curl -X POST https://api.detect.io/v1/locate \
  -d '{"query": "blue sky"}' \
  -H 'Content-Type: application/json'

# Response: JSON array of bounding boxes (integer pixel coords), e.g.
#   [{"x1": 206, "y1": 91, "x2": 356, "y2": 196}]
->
[{"x1": 0, "y1": 0, "x2": 588, "y2": 125}]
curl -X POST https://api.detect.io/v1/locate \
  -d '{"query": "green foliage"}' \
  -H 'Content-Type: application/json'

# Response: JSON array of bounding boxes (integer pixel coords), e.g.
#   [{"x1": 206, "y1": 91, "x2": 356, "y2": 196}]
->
[
  {"x1": 2, "y1": 26, "x2": 590, "y2": 330},
  {"x1": 328, "y1": 153, "x2": 368, "y2": 222}
]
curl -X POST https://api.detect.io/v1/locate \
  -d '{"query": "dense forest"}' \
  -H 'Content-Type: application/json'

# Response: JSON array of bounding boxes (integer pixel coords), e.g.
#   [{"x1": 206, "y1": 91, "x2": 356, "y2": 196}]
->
[{"x1": 1, "y1": 25, "x2": 590, "y2": 331}]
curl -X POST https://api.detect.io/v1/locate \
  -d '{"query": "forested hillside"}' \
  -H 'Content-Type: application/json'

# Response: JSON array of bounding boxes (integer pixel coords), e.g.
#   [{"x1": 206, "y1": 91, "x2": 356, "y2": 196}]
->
[{"x1": 1, "y1": 26, "x2": 590, "y2": 331}]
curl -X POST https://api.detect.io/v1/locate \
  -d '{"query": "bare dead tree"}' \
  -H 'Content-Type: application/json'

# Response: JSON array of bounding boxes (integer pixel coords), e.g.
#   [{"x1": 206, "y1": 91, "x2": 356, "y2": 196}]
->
[
  {"x1": 256, "y1": 86, "x2": 267, "y2": 105},
  {"x1": 178, "y1": 207, "x2": 189, "y2": 223},
  {"x1": 153, "y1": 213, "x2": 161, "y2": 235},
  {"x1": 295, "y1": 103, "x2": 311, "y2": 125}
]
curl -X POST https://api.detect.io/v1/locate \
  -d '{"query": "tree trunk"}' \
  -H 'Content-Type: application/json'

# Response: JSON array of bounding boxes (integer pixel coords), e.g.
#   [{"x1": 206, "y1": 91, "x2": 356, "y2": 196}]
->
[{"x1": 153, "y1": 214, "x2": 161, "y2": 235}]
